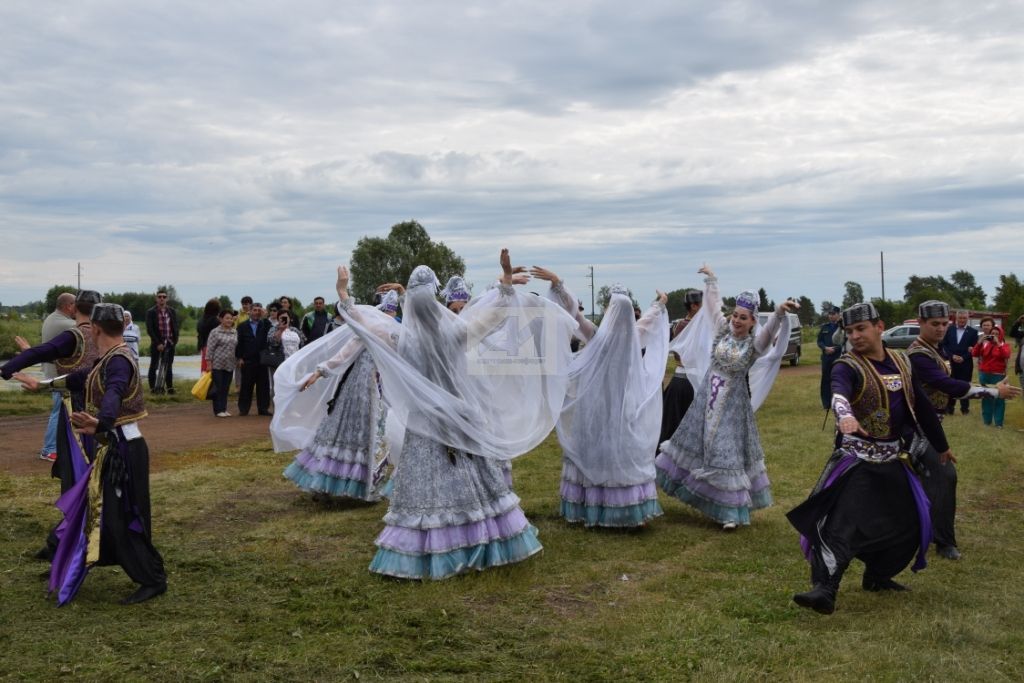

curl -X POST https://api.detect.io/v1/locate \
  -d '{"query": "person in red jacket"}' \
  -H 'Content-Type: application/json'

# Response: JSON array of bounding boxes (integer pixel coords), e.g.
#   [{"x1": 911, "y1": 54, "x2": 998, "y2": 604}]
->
[{"x1": 971, "y1": 317, "x2": 1012, "y2": 427}]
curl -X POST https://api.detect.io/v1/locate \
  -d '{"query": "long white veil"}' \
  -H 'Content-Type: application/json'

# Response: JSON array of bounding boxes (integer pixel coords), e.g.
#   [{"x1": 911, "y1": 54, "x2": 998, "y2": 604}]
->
[
  {"x1": 340, "y1": 266, "x2": 578, "y2": 460},
  {"x1": 270, "y1": 306, "x2": 400, "y2": 452},
  {"x1": 668, "y1": 277, "x2": 789, "y2": 412},
  {"x1": 557, "y1": 293, "x2": 669, "y2": 484}
]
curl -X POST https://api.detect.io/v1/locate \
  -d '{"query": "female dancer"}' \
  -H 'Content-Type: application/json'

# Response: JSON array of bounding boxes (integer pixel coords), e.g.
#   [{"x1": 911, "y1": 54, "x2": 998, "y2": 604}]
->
[
  {"x1": 534, "y1": 268, "x2": 669, "y2": 527},
  {"x1": 656, "y1": 264, "x2": 796, "y2": 530},
  {"x1": 337, "y1": 250, "x2": 576, "y2": 580},
  {"x1": 272, "y1": 293, "x2": 401, "y2": 501}
]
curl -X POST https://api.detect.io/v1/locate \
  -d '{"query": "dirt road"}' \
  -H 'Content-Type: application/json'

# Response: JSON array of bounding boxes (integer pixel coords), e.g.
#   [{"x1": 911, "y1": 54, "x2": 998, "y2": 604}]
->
[{"x1": 0, "y1": 402, "x2": 274, "y2": 476}]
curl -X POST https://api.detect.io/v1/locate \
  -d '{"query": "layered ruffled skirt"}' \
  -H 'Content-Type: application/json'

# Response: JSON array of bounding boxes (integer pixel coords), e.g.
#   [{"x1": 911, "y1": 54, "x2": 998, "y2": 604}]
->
[
  {"x1": 559, "y1": 460, "x2": 662, "y2": 528},
  {"x1": 655, "y1": 368, "x2": 773, "y2": 525},
  {"x1": 283, "y1": 350, "x2": 389, "y2": 501},
  {"x1": 370, "y1": 433, "x2": 541, "y2": 580}
]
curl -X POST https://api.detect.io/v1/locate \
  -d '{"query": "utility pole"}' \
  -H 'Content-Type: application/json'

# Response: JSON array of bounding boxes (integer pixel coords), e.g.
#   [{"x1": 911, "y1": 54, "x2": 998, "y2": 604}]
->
[
  {"x1": 77, "y1": 262, "x2": 82, "y2": 290},
  {"x1": 880, "y1": 251, "x2": 885, "y2": 301},
  {"x1": 588, "y1": 265, "x2": 595, "y2": 319}
]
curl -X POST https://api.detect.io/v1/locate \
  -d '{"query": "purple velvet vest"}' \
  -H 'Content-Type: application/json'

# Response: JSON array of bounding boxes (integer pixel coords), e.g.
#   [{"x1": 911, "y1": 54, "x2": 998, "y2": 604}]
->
[
  {"x1": 85, "y1": 345, "x2": 148, "y2": 426},
  {"x1": 54, "y1": 323, "x2": 98, "y2": 375},
  {"x1": 834, "y1": 350, "x2": 915, "y2": 441}
]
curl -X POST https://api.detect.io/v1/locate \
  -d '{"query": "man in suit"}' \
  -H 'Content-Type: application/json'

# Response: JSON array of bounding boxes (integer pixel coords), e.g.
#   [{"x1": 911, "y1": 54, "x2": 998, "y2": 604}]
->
[
  {"x1": 145, "y1": 289, "x2": 179, "y2": 393},
  {"x1": 236, "y1": 301, "x2": 272, "y2": 416},
  {"x1": 940, "y1": 309, "x2": 979, "y2": 415}
]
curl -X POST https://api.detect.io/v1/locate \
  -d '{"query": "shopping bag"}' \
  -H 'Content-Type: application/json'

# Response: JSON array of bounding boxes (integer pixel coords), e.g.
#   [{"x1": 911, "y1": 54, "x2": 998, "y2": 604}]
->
[{"x1": 191, "y1": 372, "x2": 213, "y2": 400}]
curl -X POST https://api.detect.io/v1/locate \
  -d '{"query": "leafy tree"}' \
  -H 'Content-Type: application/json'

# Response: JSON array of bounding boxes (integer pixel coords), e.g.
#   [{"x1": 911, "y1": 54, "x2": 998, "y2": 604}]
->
[
  {"x1": 870, "y1": 298, "x2": 913, "y2": 327},
  {"x1": 993, "y1": 273, "x2": 1024, "y2": 316},
  {"x1": 841, "y1": 281, "x2": 864, "y2": 309},
  {"x1": 796, "y1": 296, "x2": 816, "y2": 326},
  {"x1": 949, "y1": 270, "x2": 986, "y2": 309},
  {"x1": 757, "y1": 288, "x2": 772, "y2": 312},
  {"x1": 44, "y1": 285, "x2": 80, "y2": 313},
  {"x1": 349, "y1": 220, "x2": 466, "y2": 305}
]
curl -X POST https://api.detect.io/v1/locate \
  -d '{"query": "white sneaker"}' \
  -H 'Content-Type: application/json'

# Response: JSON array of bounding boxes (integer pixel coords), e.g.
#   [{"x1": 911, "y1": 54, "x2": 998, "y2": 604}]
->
[
  {"x1": 216, "y1": 411, "x2": 231, "y2": 418},
  {"x1": 722, "y1": 522, "x2": 737, "y2": 531}
]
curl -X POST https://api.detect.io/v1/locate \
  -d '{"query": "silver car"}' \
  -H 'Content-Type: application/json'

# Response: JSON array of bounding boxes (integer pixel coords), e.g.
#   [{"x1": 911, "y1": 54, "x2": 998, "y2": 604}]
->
[{"x1": 881, "y1": 324, "x2": 920, "y2": 349}]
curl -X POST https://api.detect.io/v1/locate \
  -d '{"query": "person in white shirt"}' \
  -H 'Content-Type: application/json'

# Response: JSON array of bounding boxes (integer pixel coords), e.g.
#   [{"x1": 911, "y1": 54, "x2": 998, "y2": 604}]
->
[{"x1": 123, "y1": 311, "x2": 142, "y2": 361}]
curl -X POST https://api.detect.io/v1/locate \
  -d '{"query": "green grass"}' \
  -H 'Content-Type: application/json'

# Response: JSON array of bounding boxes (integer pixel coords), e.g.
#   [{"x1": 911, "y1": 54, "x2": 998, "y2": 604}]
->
[
  {"x1": 1, "y1": 368, "x2": 1023, "y2": 680},
  {"x1": 0, "y1": 380, "x2": 196, "y2": 416}
]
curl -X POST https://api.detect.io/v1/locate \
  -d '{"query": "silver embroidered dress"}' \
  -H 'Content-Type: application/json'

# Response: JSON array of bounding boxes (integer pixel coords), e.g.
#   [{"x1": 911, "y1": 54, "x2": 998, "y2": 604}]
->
[{"x1": 656, "y1": 276, "x2": 788, "y2": 525}]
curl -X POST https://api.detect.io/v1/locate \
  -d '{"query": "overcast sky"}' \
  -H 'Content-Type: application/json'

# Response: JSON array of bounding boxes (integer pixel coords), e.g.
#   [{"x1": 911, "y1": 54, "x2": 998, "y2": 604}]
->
[{"x1": 2, "y1": 1, "x2": 1022, "y2": 313}]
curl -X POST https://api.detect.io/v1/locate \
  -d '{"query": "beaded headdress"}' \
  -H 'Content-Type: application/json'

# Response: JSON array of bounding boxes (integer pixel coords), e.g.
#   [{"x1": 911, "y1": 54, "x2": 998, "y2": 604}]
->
[
  {"x1": 441, "y1": 276, "x2": 471, "y2": 303},
  {"x1": 735, "y1": 290, "x2": 758, "y2": 313},
  {"x1": 842, "y1": 302, "x2": 880, "y2": 327},
  {"x1": 407, "y1": 265, "x2": 440, "y2": 292},
  {"x1": 376, "y1": 290, "x2": 400, "y2": 313},
  {"x1": 90, "y1": 303, "x2": 124, "y2": 322},
  {"x1": 918, "y1": 300, "x2": 949, "y2": 321}
]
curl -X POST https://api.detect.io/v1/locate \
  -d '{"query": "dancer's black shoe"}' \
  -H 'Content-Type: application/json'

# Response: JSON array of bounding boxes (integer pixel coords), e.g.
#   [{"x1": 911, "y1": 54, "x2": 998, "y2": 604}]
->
[
  {"x1": 862, "y1": 576, "x2": 909, "y2": 592},
  {"x1": 120, "y1": 583, "x2": 167, "y2": 605},
  {"x1": 793, "y1": 585, "x2": 836, "y2": 614}
]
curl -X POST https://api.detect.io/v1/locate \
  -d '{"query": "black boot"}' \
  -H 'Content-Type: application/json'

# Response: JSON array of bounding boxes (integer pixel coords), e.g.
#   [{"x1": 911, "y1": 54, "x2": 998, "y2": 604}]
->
[
  {"x1": 862, "y1": 575, "x2": 910, "y2": 592},
  {"x1": 120, "y1": 582, "x2": 167, "y2": 605},
  {"x1": 793, "y1": 584, "x2": 837, "y2": 614}
]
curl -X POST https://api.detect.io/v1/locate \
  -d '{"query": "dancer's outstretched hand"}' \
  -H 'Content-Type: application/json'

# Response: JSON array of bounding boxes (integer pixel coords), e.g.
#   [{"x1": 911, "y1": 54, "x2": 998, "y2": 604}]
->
[
  {"x1": 511, "y1": 272, "x2": 531, "y2": 285},
  {"x1": 376, "y1": 283, "x2": 406, "y2": 295},
  {"x1": 11, "y1": 372, "x2": 39, "y2": 391},
  {"x1": 778, "y1": 298, "x2": 800, "y2": 313},
  {"x1": 940, "y1": 450, "x2": 957, "y2": 465},
  {"x1": 336, "y1": 266, "x2": 350, "y2": 298},
  {"x1": 70, "y1": 411, "x2": 99, "y2": 435},
  {"x1": 698, "y1": 263, "x2": 714, "y2": 278},
  {"x1": 837, "y1": 415, "x2": 867, "y2": 436},
  {"x1": 300, "y1": 372, "x2": 320, "y2": 392},
  {"x1": 14, "y1": 335, "x2": 30, "y2": 351},
  {"x1": 997, "y1": 380, "x2": 1022, "y2": 399},
  {"x1": 656, "y1": 290, "x2": 668, "y2": 306},
  {"x1": 529, "y1": 266, "x2": 560, "y2": 283},
  {"x1": 500, "y1": 248, "x2": 513, "y2": 284}
]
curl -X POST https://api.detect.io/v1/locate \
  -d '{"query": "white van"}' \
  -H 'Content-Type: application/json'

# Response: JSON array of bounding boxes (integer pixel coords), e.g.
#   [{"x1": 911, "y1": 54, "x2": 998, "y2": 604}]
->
[{"x1": 757, "y1": 312, "x2": 803, "y2": 366}]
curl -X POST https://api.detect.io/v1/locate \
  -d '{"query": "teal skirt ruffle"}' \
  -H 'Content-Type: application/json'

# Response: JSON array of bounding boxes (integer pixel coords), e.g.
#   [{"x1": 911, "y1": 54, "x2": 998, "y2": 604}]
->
[
  {"x1": 369, "y1": 526, "x2": 542, "y2": 580},
  {"x1": 560, "y1": 498, "x2": 663, "y2": 528},
  {"x1": 283, "y1": 460, "x2": 368, "y2": 500}
]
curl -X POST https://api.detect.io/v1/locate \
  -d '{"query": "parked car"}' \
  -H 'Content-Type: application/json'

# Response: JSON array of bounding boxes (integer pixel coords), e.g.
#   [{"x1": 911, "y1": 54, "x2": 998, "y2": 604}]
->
[
  {"x1": 757, "y1": 312, "x2": 802, "y2": 366},
  {"x1": 881, "y1": 324, "x2": 920, "y2": 349}
]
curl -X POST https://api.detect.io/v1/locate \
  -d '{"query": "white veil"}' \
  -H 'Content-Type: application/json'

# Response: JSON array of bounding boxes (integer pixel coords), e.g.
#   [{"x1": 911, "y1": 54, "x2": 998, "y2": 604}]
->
[
  {"x1": 668, "y1": 277, "x2": 789, "y2": 412},
  {"x1": 557, "y1": 292, "x2": 669, "y2": 485},
  {"x1": 270, "y1": 305, "x2": 400, "y2": 452},
  {"x1": 339, "y1": 265, "x2": 578, "y2": 460}
]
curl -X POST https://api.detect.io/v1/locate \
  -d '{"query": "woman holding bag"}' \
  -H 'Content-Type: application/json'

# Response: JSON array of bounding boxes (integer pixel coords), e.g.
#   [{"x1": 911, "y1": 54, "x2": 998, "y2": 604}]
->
[{"x1": 206, "y1": 310, "x2": 238, "y2": 417}]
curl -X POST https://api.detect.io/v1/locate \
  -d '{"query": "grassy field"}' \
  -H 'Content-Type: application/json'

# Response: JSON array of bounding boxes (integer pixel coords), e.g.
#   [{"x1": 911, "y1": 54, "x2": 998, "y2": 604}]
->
[
  {"x1": 0, "y1": 318, "x2": 199, "y2": 360},
  {"x1": 1, "y1": 366, "x2": 1023, "y2": 680}
]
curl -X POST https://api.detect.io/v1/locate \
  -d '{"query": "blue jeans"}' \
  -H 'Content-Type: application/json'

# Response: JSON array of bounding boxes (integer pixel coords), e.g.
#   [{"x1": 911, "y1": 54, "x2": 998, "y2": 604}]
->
[{"x1": 42, "y1": 391, "x2": 62, "y2": 456}]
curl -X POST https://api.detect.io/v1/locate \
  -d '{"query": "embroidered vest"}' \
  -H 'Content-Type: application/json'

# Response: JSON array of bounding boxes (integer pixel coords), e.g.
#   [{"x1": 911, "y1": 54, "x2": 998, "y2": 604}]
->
[
  {"x1": 85, "y1": 345, "x2": 148, "y2": 427},
  {"x1": 907, "y1": 339, "x2": 950, "y2": 415},
  {"x1": 835, "y1": 350, "x2": 916, "y2": 440},
  {"x1": 54, "y1": 323, "x2": 99, "y2": 375}
]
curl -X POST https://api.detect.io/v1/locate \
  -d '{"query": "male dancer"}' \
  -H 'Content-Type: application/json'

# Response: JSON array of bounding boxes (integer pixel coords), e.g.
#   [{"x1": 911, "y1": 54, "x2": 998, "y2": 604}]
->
[
  {"x1": 907, "y1": 300, "x2": 1020, "y2": 560},
  {"x1": 661, "y1": 290, "x2": 702, "y2": 442},
  {"x1": 2, "y1": 291, "x2": 101, "y2": 560},
  {"x1": 14, "y1": 304, "x2": 167, "y2": 604},
  {"x1": 787, "y1": 302, "x2": 951, "y2": 615}
]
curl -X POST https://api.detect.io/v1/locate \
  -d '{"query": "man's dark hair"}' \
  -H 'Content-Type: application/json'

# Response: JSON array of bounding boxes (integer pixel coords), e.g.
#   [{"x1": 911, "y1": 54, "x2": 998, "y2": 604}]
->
[
  {"x1": 314, "y1": 296, "x2": 325, "y2": 304},
  {"x1": 241, "y1": 295, "x2": 253, "y2": 305},
  {"x1": 95, "y1": 319, "x2": 125, "y2": 336}
]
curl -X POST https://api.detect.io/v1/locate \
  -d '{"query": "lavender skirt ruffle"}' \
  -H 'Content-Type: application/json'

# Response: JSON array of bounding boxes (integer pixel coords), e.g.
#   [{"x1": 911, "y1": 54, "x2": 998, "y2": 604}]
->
[
  {"x1": 655, "y1": 451, "x2": 772, "y2": 525},
  {"x1": 559, "y1": 480, "x2": 663, "y2": 528},
  {"x1": 370, "y1": 507, "x2": 542, "y2": 580},
  {"x1": 283, "y1": 446, "x2": 374, "y2": 502}
]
